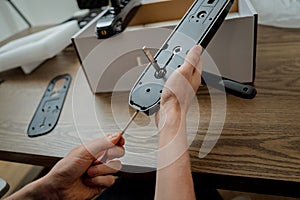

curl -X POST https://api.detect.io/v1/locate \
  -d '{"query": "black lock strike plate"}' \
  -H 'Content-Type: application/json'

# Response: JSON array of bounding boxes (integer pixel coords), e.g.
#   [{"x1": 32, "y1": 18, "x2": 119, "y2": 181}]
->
[{"x1": 27, "y1": 74, "x2": 71, "y2": 137}]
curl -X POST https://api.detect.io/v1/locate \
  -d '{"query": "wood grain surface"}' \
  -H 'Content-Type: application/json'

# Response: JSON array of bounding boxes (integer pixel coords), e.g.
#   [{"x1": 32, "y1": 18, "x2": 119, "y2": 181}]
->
[
  {"x1": 191, "y1": 26, "x2": 300, "y2": 197},
  {"x1": 0, "y1": 25, "x2": 300, "y2": 196}
]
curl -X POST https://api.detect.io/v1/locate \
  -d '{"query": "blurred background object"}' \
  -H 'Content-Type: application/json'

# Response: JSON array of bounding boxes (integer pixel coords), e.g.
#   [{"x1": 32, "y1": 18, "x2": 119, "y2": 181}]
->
[
  {"x1": 0, "y1": 0, "x2": 112, "y2": 73},
  {"x1": 1, "y1": 0, "x2": 299, "y2": 43},
  {"x1": 0, "y1": 0, "x2": 80, "y2": 42},
  {"x1": 0, "y1": 178, "x2": 9, "y2": 198},
  {"x1": 250, "y1": 0, "x2": 300, "y2": 28}
]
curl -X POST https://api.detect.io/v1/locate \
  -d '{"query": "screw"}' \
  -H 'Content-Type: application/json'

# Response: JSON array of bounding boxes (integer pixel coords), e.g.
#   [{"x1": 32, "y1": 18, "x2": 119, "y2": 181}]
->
[{"x1": 142, "y1": 46, "x2": 166, "y2": 79}]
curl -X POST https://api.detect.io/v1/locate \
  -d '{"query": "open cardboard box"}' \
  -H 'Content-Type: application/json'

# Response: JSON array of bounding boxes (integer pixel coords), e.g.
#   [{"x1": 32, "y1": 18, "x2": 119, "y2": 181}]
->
[{"x1": 72, "y1": 0, "x2": 257, "y2": 93}]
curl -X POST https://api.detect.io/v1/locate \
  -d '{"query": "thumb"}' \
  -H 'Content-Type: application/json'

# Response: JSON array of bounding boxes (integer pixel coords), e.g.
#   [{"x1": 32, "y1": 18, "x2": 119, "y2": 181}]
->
[{"x1": 183, "y1": 45, "x2": 202, "y2": 71}]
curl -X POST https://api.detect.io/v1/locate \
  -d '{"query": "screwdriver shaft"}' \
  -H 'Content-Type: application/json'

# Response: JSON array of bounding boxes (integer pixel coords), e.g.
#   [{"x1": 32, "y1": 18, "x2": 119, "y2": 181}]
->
[
  {"x1": 98, "y1": 110, "x2": 139, "y2": 163},
  {"x1": 142, "y1": 46, "x2": 161, "y2": 72},
  {"x1": 142, "y1": 46, "x2": 167, "y2": 79},
  {"x1": 121, "y1": 110, "x2": 139, "y2": 135}
]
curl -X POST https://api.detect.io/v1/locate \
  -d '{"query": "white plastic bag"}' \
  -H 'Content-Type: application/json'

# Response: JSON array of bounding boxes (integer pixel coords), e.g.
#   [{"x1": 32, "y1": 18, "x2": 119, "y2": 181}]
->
[{"x1": 250, "y1": 0, "x2": 300, "y2": 28}]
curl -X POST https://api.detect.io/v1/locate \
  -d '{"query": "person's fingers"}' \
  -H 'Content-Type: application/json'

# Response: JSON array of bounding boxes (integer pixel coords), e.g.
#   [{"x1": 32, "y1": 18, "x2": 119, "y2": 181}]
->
[
  {"x1": 93, "y1": 136, "x2": 125, "y2": 164},
  {"x1": 94, "y1": 145, "x2": 125, "y2": 164},
  {"x1": 85, "y1": 175, "x2": 117, "y2": 188},
  {"x1": 106, "y1": 145, "x2": 125, "y2": 160},
  {"x1": 192, "y1": 55, "x2": 203, "y2": 75},
  {"x1": 182, "y1": 45, "x2": 202, "y2": 72},
  {"x1": 194, "y1": 49, "x2": 203, "y2": 72},
  {"x1": 191, "y1": 59, "x2": 203, "y2": 90},
  {"x1": 116, "y1": 137, "x2": 125, "y2": 146},
  {"x1": 182, "y1": 46, "x2": 203, "y2": 91},
  {"x1": 87, "y1": 160, "x2": 122, "y2": 177},
  {"x1": 69, "y1": 133, "x2": 123, "y2": 161}
]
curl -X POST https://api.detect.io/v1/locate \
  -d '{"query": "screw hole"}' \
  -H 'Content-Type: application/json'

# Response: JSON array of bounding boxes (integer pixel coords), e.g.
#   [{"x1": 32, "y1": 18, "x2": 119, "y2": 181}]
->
[
  {"x1": 49, "y1": 124, "x2": 52, "y2": 127},
  {"x1": 243, "y1": 87, "x2": 249, "y2": 92},
  {"x1": 173, "y1": 46, "x2": 182, "y2": 54},
  {"x1": 160, "y1": 90, "x2": 162, "y2": 93},
  {"x1": 197, "y1": 11, "x2": 207, "y2": 18},
  {"x1": 177, "y1": 65, "x2": 181, "y2": 68},
  {"x1": 146, "y1": 88, "x2": 151, "y2": 93},
  {"x1": 32, "y1": 127, "x2": 35, "y2": 130}
]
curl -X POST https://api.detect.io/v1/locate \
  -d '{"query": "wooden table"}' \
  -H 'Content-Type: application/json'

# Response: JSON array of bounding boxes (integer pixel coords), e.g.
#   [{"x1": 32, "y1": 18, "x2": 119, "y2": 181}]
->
[{"x1": 0, "y1": 25, "x2": 300, "y2": 197}]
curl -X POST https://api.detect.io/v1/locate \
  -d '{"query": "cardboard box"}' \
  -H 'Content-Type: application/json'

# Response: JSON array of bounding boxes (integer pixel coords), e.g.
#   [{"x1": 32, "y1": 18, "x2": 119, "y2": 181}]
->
[
  {"x1": 129, "y1": 0, "x2": 238, "y2": 25},
  {"x1": 72, "y1": 0, "x2": 257, "y2": 93}
]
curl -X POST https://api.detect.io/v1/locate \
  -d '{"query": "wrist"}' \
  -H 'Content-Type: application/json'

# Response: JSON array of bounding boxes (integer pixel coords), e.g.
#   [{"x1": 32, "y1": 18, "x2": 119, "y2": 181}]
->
[
  {"x1": 157, "y1": 104, "x2": 185, "y2": 130},
  {"x1": 156, "y1": 104, "x2": 189, "y2": 166},
  {"x1": 7, "y1": 176, "x2": 59, "y2": 200},
  {"x1": 30, "y1": 177, "x2": 59, "y2": 200},
  {"x1": 37, "y1": 176, "x2": 60, "y2": 200}
]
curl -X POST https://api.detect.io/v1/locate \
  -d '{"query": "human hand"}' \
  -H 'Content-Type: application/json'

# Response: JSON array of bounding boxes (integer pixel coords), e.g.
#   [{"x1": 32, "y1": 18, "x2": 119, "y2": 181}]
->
[
  {"x1": 156, "y1": 45, "x2": 203, "y2": 127},
  {"x1": 40, "y1": 133, "x2": 125, "y2": 200},
  {"x1": 154, "y1": 46, "x2": 202, "y2": 200}
]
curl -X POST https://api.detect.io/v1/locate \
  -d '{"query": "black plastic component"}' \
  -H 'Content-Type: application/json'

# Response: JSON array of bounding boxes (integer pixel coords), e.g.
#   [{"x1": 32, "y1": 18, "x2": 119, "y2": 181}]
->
[
  {"x1": 201, "y1": 71, "x2": 257, "y2": 99},
  {"x1": 223, "y1": 80, "x2": 257, "y2": 99},
  {"x1": 129, "y1": 0, "x2": 235, "y2": 115},
  {"x1": 63, "y1": 8, "x2": 105, "y2": 29},
  {"x1": 27, "y1": 74, "x2": 71, "y2": 137},
  {"x1": 77, "y1": 0, "x2": 109, "y2": 9},
  {"x1": 0, "y1": 178, "x2": 9, "y2": 198},
  {"x1": 96, "y1": 0, "x2": 141, "y2": 39},
  {"x1": 80, "y1": 9, "x2": 105, "y2": 28},
  {"x1": 111, "y1": 0, "x2": 121, "y2": 8}
]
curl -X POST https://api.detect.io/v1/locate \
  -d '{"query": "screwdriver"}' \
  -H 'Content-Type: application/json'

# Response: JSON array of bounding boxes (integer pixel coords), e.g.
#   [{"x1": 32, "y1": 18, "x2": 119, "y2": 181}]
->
[
  {"x1": 142, "y1": 46, "x2": 166, "y2": 79},
  {"x1": 98, "y1": 110, "x2": 139, "y2": 163},
  {"x1": 121, "y1": 110, "x2": 139, "y2": 135}
]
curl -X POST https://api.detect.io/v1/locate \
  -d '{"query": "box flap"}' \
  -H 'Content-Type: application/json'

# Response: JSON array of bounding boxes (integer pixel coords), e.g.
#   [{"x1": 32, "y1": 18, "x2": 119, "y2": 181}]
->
[{"x1": 130, "y1": 0, "x2": 238, "y2": 26}]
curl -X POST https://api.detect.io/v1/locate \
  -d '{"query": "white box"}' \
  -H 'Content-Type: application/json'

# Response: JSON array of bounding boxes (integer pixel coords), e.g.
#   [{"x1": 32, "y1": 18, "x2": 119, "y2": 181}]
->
[{"x1": 72, "y1": 0, "x2": 257, "y2": 93}]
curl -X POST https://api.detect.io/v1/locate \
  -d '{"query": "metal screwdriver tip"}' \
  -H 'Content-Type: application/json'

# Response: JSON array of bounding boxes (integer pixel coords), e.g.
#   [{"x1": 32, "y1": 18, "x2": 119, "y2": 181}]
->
[{"x1": 121, "y1": 110, "x2": 139, "y2": 135}]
